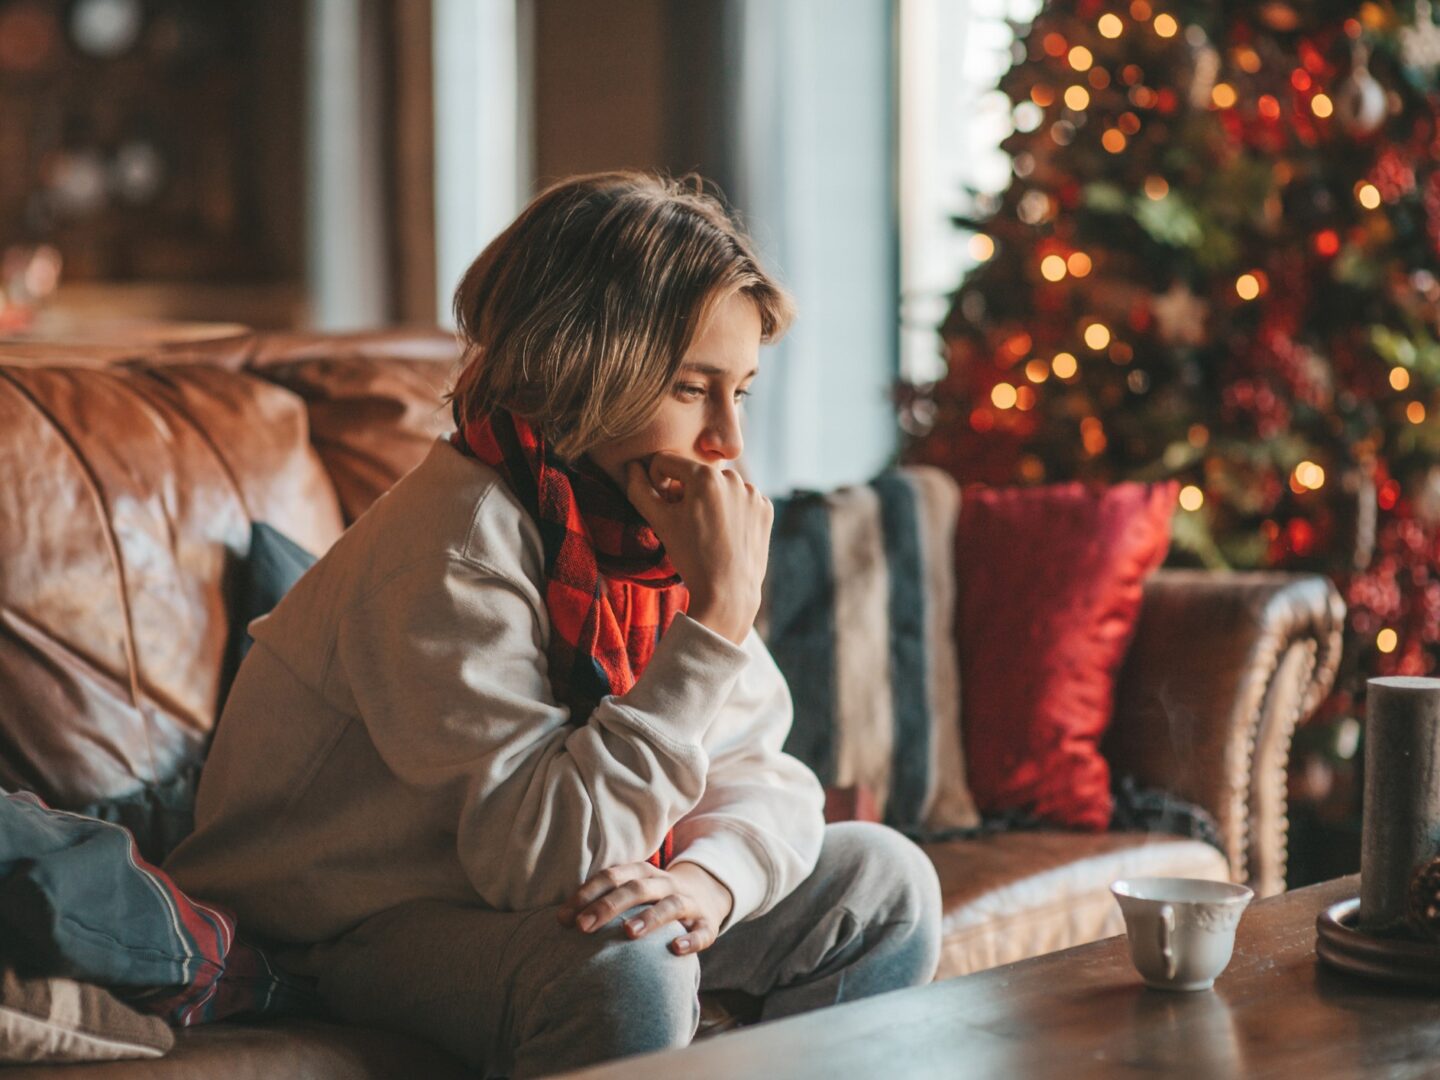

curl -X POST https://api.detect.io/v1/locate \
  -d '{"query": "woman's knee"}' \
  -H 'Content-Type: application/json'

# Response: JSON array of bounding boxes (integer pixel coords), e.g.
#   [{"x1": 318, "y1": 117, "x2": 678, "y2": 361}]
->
[
  {"x1": 820, "y1": 822, "x2": 943, "y2": 943},
  {"x1": 528, "y1": 916, "x2": 702, "y2": 1054}
]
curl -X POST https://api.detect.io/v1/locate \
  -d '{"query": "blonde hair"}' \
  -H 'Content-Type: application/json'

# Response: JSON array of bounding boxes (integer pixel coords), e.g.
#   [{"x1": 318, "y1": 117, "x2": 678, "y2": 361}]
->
[{"x1": 449, "y1": 171, "x2": 794, "y2": 462}]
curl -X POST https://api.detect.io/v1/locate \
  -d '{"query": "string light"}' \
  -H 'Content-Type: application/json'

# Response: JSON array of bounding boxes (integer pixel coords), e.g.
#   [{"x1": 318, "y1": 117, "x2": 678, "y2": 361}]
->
[
  {"x1": 1069, "y1": 45, "x2": 1093, "y2": 71},
  {"x1": 1314, "y1": 229, "x2": 1339, "y2": 256},
  {"x1": 1258, "y1": 95, "x2": 1281, "y2": 120},
  {"x1": 1236, "y1": 273, "x2": 1261, "y2": 300},
  {"x1": 1015, "y1": 386, "x2": 1037, "y2": 411},
  {"x1": 1356, "y1": 182, "x2": 1382, "y2": 209},
  {"x1": 1043, "y1": 33, "x2": 1068, "y2": 57},
  {"x1": 1065, "y1": 85, "x2": 1091, "y2": 110},
  {"x1": 1118, "y1": 112, "x2": 1142, "y2": 134},
  {"x1": 1052, "y1": 352, "x2": 1079, "y2": 378},
  {"x1": 1293, "y1": 461, "x2": 1326, "y2": 490},
  {"x1": 1083, "y1": 323, "x2": 1112, "y2": 350},
  {"x1": 991, "y1": 383, "x2": 1019, "y2": 409},
  {"x1": 1311, "y1": 93, "x2": 1334, "y2": 118},
  {"x1": 1031, "y1": 85, "x2": 1056, "y2": 107},
  {"x1": 1391, "y1": 367, "x2": 1411, "y2": 391},
  {"x1": 1211, "y1": 83, "x2": 1238, "y2": 108},
  {"x1": 1103, "y1": 129, "x2": 1128, "y2": 153},
  {"x1": 1235, "y1": 46, "x2": 1261, "y2": 73},
  {"x1": 1041, "y1": 254, "x2": 1069, "y2": 281},
  {"x1": 1179, "y1": 485, "x2": 1205, "y2": 511},
  {"x1": 1144, "y1": 175, "x2": 1169, "y2": 199},
  {"x1": 1081, "y1": 416, "x2": 1108, "y2": 454},
  {"x1": 1291, "y1": 69, "x2": 1312, "y2": 92},
  {"x1": 969, "y1": 234, "x2": 995, "y2": 260},
  {"x1": 1088, "y1": 67, "x2": 1112, "y2": 90},
  {"x1": 1067, "y1": 251, "x2": 1093, "y2": 277},
  {"x1": 1130, "y1": 0, "x2": 1152, "y2": 20},
  {"x1": 1153, "y1": 13, "x2": 1178, "y2": 37},
  {"x1": 1099, "y1": 13, "x2": 1124, "y2": 37},
  {"x1": 1408, "y1": 401, "x2": 1427, "y2": 424},
  {"x1": 1378, "y1": 628, "x2": 1399, "y2": 654},
  {"x1": 1025, "y1": 359, "x2": 1051, "y2": 383}
]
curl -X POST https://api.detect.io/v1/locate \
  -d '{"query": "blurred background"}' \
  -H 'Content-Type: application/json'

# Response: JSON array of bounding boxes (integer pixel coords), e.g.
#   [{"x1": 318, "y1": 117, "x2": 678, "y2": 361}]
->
[{"x1": 10, "y1": 0, "x2": 1440, "y2": 885}]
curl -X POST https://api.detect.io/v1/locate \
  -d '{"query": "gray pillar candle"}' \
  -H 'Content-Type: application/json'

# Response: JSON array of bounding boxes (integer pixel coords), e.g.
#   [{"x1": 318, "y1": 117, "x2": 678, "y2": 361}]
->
[{"x1": 1360, "y1": 676, "x2": 1440, "y2": 937}]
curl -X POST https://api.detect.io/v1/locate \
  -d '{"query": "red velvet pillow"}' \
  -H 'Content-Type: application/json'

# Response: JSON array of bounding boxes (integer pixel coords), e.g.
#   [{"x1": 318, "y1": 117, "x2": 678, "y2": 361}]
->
[{"x1": 955, "y1": 481, "x2": 1178, "y2": 830}]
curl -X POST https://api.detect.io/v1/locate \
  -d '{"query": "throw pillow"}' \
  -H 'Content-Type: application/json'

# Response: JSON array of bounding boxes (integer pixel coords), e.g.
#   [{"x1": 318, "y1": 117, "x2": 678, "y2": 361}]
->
[
  {"x1": 758, "y1": 466, "x2": 980, "y2": 835},
  {"x1": 0, "y1": 968, "x2": 174, "y2": 1064},
  {"x1": 955, "y1": 480, "x2": 1178, "y2": 830},
  {"x1": 230, "y1": 521, "x2": 320, "y2": 667},
  {"x1": 0, "y1": 790, "x2": 316, "y2": 1027}
]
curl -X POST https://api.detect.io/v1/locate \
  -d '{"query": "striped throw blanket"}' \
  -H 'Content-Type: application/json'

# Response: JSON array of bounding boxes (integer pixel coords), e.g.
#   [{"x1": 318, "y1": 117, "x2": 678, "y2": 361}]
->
[{"x1": 757, "y1": 466, "x2": 979, "y2": 834}]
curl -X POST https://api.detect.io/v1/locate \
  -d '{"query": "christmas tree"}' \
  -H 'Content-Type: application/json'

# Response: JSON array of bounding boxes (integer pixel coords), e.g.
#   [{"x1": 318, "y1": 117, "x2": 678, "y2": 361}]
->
[{"x1": 901, "y1": 0, "x2": 1440, "y2": 868}]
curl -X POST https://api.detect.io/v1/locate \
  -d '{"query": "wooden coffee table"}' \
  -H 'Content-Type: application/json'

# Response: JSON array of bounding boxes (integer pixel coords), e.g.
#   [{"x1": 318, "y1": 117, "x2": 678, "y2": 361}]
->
[{"x1": 557, "y1": 875, "x2": 1440, "y2": 1078}]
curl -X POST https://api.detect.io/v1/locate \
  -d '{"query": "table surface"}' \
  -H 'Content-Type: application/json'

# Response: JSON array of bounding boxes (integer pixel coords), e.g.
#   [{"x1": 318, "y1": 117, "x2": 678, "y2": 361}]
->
[{"x1": 555, "y1": 875, "x2": 1440, "y2": 1079}]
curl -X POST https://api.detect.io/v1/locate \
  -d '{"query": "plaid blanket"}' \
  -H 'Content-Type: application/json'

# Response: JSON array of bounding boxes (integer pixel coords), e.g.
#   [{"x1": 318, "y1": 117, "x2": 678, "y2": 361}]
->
[{"x1": 0, "y1": 790, "x2": 315, "y2": 1027}]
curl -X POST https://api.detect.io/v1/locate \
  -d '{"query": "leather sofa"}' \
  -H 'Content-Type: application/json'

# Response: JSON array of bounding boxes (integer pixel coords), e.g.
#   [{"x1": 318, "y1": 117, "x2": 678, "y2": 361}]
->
[{"x1": 0, "y1": 329, "x2": 1345, "y2": 1077}]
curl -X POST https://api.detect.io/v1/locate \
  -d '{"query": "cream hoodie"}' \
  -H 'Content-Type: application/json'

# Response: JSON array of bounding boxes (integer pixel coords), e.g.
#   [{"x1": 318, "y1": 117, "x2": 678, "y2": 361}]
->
[{"x1": 164, "y1": 439, "x2": 826, "y2": 945}]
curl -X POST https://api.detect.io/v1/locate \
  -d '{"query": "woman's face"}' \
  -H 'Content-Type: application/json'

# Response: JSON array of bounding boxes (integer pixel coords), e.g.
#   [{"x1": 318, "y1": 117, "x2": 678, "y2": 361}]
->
[{"x1": 588, "y1": 290, "x2": 762, "y2": 490}]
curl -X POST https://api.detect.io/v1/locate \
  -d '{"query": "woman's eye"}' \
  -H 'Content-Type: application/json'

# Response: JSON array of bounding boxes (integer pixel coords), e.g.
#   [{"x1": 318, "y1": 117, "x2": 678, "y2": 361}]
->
[
  {"x1": 735, "y1": 388, "x2": 751, "y2": 401},
  {"x1": 675, "y1": 384, "x2": 706, "y2": 399}
]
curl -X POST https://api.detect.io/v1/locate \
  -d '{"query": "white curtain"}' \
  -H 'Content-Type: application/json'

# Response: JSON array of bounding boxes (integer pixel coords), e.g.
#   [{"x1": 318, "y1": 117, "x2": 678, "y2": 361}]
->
[{"x1": 722, "y1": 0, "x2": 899, "y2": 495}]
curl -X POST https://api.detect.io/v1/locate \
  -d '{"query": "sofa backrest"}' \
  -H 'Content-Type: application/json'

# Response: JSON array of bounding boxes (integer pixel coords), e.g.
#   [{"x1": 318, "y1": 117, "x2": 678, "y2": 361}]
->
[{"x1": 0, "y1": 329, "x2": 461, "y2": 811}]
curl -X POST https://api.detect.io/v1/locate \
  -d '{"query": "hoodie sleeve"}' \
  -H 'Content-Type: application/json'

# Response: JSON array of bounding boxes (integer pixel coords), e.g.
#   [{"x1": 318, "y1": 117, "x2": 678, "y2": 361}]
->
[{"x1": 667, "y1": 630, "x2": 827, "y2": 934}]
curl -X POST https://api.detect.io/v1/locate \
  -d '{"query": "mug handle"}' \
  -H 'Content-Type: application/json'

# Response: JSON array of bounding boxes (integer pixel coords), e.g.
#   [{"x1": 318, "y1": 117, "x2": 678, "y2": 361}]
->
[{"x1": 1157, "y1": 903, "x2": 1177, "y2": 981}]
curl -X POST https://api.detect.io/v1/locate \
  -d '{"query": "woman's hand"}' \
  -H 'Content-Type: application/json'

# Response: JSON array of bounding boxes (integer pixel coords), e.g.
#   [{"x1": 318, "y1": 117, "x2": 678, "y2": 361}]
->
[
  {"x1": 625, "y1": 453, "x2": 772, "y2": 645},
  {"x1": 557, "y1": 860, "x2": 735, "y2": 955}
]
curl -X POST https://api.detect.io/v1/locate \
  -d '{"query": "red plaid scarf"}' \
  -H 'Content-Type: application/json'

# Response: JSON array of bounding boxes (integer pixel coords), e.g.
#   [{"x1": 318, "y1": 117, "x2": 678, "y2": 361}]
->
[{"x1": 453, "y1": 408, "x2": 689, "y2": 868}]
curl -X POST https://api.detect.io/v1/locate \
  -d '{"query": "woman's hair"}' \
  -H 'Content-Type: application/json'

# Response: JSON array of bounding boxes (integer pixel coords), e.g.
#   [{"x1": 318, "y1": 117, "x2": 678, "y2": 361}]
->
[{"x1": 448, "y1": 170, "x2": 795, "y2": 462}]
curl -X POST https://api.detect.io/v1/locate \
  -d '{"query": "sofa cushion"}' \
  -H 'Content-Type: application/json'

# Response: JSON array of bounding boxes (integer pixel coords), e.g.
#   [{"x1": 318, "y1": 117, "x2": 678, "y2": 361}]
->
[
  {"x1": 246, "y1": 330, "x2": 460, "y2": 523},
  {"x1": 925, "y1": 830, "x2": 1230, "y2": 980},
  {"x1": 955, "y1": 481, "x2": 1178, "y2": 831},
  {"x1": 759, "y1": 466, "x2": 979, "y2": 835},
  {"x1": 0, "y1": 968, "x2": 174, "y2": 1065},
  {"x1": 0, "y1": 362, "x2": 344, "y2": 812}
]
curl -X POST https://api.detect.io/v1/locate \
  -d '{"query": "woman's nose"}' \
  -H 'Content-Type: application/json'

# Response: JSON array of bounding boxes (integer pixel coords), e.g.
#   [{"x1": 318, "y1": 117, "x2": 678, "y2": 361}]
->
[{"x1": 701, "y1": 400, "x2": 744, "y2": 461}]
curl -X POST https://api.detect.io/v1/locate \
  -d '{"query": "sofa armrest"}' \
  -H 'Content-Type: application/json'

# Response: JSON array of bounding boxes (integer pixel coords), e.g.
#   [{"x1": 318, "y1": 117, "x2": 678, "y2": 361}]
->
[{"x1": 1104, "y1": 569, "x2": 1345, "y2": 897}]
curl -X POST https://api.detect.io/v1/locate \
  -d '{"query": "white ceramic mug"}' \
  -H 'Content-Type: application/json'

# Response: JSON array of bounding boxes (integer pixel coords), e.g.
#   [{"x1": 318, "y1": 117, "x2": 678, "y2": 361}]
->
[{"x1": 1110, "y1": 877, "x2": 1254, "y2": 991}]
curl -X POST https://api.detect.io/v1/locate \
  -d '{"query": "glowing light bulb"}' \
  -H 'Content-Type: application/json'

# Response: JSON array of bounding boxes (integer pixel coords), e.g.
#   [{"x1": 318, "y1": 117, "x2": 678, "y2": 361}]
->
[
  {"x1": 1179, "y1": 485, "x2": 1204, "y2": 512},
  {"x1": 1069, "y1": 45, "x2": 1094, "y2": 71},
  {"x1": 1144, "y1": 175, "x2": 1169, "y2": 199},
  {"x1": 1052, "y1": 352, "x2": 1078, "y2": 378},
  {"x1": 1378, "y1": 628, "x2": 1398, "y2": 654},
  {"x1": 1025, "y1": 359, "x2": 1051, "y2": 383},
  {"x1": 1083, "y1": 323, "x2": 1112, "y2": 350},
  {"x1": 1153, "y1": 13, "x2": 1178, "y2": 37},
  {"x1": 1391, "y1": 367, "x2": 1411, "y2": 391},
  {"x1": 1408, "y1": 401, "x2": 1427, "y2": 424},
  {"x1": 991, "y1": 383, "x2": 1019, "y2": 409},
  {"x1": 1099, "y1": 13, "x2": 1124, "y2": 38},
  {"x1": 1064, "y1": 85, "x2": 1091, "y2": 110},
  {"x1": 1102, "y1": 129, "x2": 1128, "y2": 153},
  {"x1": 1211, "y1": 83, "x2": 1237, "y2": 108},
  {"x1": 1294, "y1": 461, "x2": 1325, "y2": 490},
  {"x1": 1067, "y1": 251, "x2": 1093, "y2": 277},
  {"x1": 969, "y1": 234, "x2": 995, "y2": 260},
  {"x1": 1311, "y1": 93, "x2": 1334, "y2": 118},
  {"x1": 1258, "y1": 95, "x2": 1281, "y2": 120},
  {"x1": 1236, "y1": 273, "x2": 1260, "y2": 300},
  {"x1": 1041, "y1": 254, "x2": 1069, "y2": 281},
  {"x1": 1356, "y1": 182, "x2": 1382, "y2": 210}
]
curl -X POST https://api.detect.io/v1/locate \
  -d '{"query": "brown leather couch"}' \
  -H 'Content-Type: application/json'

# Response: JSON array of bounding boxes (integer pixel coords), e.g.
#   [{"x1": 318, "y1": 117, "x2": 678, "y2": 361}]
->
[{"x1": 0, "y1": 329, "x2": 1345, "y2": 1077}]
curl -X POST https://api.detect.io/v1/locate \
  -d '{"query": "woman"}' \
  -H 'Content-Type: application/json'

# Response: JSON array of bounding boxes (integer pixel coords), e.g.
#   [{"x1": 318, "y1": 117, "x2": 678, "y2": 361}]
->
[{"x1": 166, "y1": 172, "x2": 942, "y2": 1077}]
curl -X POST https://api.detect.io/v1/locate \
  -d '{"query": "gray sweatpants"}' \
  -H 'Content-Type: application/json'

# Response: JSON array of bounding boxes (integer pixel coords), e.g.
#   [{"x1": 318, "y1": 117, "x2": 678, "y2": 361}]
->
[{"x1": 286, "y1": 821, "x2": 943, "y2": 1078}]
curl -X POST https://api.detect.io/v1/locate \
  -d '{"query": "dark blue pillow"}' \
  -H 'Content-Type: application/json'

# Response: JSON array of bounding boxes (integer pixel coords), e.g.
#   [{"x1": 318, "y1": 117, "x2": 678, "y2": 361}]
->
[{"x1": 232, "y1": 521, "x2": 319, "y2": 665}]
